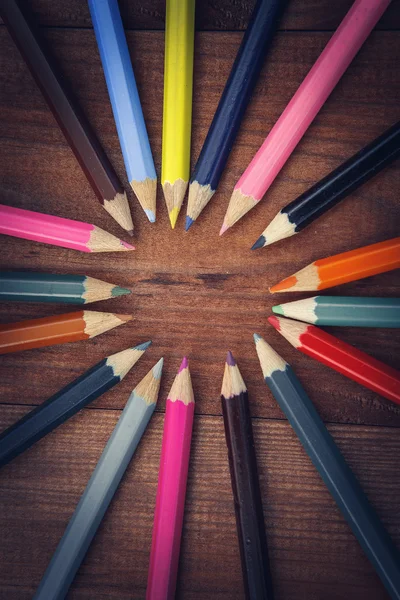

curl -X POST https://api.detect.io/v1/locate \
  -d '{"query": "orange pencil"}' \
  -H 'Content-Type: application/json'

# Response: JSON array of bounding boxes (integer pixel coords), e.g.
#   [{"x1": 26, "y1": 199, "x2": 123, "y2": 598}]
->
[
  {"x1": 0, "y1": 310, "x2": 132, "y2": 354},
  {"x1": 270, "y1": 237, "x2": 400, "y2": 294}
]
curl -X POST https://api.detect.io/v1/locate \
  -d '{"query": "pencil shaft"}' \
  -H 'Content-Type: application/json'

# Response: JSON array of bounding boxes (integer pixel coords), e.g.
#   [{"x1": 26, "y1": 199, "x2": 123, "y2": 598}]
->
[
  {"x1": 0, "y1": 1, "x2": 126, "y2": 207},
  {"x1": 162, "y1": 0, "x2": 195, "y2": 186},
  {"x1": 284, "y1": 121, "x2": 400, "y2": 233},
  {"x1": 0, "y1": 272, "x2": 86, "y2": 304},
  {"x1": 0, "y1": 359, "x2": 117, "y2": 469},
  {"x1": 89, "y1": 0, "x2": 156, "y2": 188},
  {"x1": 147, "y1": 398, "x2": 195, "y2": 599},
  {"x1": 34, "y1": 393, "x2": 156, "y2": 600},
  {"x1": 264, "y1": 364, "x2": 400, "y2": 600},
  {"x1": 221, "y1": 391, "x2": 273, "y2": 600},
  {"x1": 190, "y1": 0, "x2": 284, "y2": 192}
]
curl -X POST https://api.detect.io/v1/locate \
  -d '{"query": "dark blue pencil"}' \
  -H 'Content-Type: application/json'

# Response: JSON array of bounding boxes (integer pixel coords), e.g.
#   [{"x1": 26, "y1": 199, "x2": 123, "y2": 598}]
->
[
  {"x1": 254, "y1": 333, "x2": 400, "y2": 600},
  {"x1": 185, "y1": 0, "x2": 285, "y2": 230},
  {"x1": 0, "y1": 342, "x2": 150, "y2": 469}
]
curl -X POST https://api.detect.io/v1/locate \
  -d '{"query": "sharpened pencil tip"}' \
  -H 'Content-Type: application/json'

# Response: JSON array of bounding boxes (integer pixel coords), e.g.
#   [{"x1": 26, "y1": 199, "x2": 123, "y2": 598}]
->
[
  {"x1": 185, "y1": 216, "x2": 194, "y2": 231},
  {"x1": 272, "y1": 304, "x2": 284, "y2": 315},
  {"x1": 121, "y1": 241, "x2": 135, "y2": 250},
  {"x1": 253, "y1": 333, "x2": 261, "y2": 343},
  {"x1": 251, "y1": 235, "x2": 266, "y2": 250},
  {"x1": 126, "y1": 229, "x2": 134, "y2": 237},
  {"x1": 112, "y1": 286, "x2": 131, "y2": 298},
  {"x1": 152, "y1": 357, "x2": 164, "y2": 380},
  {"x1": 219, "y1": 223, "x2": 228, "y2": 236},
  {"x1": 268, "y1": 315, "x2": 280, "y2": 330},
  {"x1": 226, "y1": 351, "x2": 236, "y2": 366},
  {"x1": 169, "y1": 207, "x2": 180, "y2": 229},
  {"x1": 144, "y1": 209, "x2": 156, "y2": 223},
  {"x1": 270, "y1": 275, "x2": 297, "y2": 294},
  {"x1": 179, "y1": 356, "x2": 189, "y2": 372},
  {"x1": 135, "y1": 340, "x2": 152, "y2": 351}
]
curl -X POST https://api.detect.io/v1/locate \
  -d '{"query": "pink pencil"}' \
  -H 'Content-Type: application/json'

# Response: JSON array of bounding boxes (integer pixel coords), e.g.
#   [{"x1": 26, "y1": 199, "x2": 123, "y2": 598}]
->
[
  {"x1": 0, "y1": 204, "x2": 134, "y2": 253},
  {"x1": 147, "y1": 357, "x2": 195, "y2": 600},
  {"x1": 220, "y1": 0, "x2": 390, "y2": 235}
]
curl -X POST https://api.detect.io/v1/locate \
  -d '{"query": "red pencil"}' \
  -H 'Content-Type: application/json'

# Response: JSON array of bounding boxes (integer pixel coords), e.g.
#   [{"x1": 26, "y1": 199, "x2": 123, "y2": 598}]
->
[{"x1": 268, "y1": 315, "x2": 400, "y2": 405}]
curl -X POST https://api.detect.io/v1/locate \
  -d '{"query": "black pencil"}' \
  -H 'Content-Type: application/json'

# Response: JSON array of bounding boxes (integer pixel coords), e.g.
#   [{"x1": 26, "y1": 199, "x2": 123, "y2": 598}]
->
[
  {"x1": 221, "y1": 351, "x2": 274, "y2": 600},
  {"x1": 0, "y1": 341, "x2": 151, "y2": 469},
  {"x1": 254, "y1": 334, "x2": 400, "y2": 599},
  {"x1": 185, "y1": 0, "x2": 285, "y2": 230},
  {"x1": 0, "y1": 0, "x2": 134, "y2": 234},
  {"x1": 252, "y1": 120, "x2": 400, "y2": 249}
]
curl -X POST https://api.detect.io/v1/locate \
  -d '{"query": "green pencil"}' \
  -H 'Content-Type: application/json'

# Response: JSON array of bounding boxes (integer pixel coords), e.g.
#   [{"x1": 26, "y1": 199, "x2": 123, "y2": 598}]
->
[
  {"x1": 0, "y1": 272, "x2": 131, "y2": 304},
  {"x1": 273, "y1": 296, "x2": 400, "y2": 328}
]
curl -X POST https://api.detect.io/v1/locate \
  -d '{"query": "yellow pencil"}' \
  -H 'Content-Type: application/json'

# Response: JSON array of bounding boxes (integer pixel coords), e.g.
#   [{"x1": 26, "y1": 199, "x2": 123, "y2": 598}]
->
[{"x1": 162, "y1": 0, "x2": 195, "y2": 229}]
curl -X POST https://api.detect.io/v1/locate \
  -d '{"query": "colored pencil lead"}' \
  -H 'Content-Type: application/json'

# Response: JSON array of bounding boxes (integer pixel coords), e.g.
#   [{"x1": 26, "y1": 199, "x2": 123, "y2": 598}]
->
[{"x1": 251, "y1": 234, "x2": 267, "y2": 250}]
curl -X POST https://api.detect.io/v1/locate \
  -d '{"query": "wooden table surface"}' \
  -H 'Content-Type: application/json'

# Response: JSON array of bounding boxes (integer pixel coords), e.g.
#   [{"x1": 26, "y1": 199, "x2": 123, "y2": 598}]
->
[{"x1": 0, "y1": 1, "x2": 399, "y2": 598}]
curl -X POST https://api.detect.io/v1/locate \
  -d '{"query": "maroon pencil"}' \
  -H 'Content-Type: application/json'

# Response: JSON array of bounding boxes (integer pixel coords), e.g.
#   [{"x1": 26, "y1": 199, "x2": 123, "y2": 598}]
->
[{"x1": 0, "y1": 0, "x2": 133, "y2": 234}]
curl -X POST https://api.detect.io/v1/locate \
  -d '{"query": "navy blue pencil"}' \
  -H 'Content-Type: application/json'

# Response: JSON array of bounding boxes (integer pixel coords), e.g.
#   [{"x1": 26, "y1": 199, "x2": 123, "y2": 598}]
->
[
  {"x1": 0, "y1": 341, "x2": 150, "y2": 469},
  {"x1": 254, "y1": 333, "x2": 400, "y2": 600},
  {"x1": 186, "y1": 0, "x2": 286, "y2": 230}
]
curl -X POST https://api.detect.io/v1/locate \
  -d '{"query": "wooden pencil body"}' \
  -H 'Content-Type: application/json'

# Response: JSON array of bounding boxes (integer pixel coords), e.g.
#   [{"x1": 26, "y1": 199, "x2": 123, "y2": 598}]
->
[
  {"x1": 221, "y1": 391, "x2": 273, "y2": 600},
  {"x1": 264, "y1": 363, "x2": 400, "y2": 600},
  {"x1": 0, "y1": 358, "x2": 119, "y2": 469}
]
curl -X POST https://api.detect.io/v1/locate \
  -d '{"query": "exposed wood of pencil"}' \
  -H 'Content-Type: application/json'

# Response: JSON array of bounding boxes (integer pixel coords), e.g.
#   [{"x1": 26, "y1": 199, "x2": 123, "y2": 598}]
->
[
  {"x1": 162, "y1": 0, "x2": 195, "y2": 229},
  {"x1": 221, "y1": 351, "x2": 273, "y2": 600},
  {"x1": 0, "y1": 341, "x2": 151, "y2": 469},
  {"x1": 270, "y1": 237, "x2": 400, "y2": 293},
  {"x1": 34, "y1": 358, "x2": 163, "y2": 600},
  {"x1": 0, "y1": 0, "x2": 133, "y2": 234},
  {"x1": 254, "y1": 334, "x2": 400, "y2": 600},
  {"x1": 268, "y1": 316, "x2": 400, "y2": 405},
  {"x1": 253, "y1": 120, "x2": 400, "y2": 249},
  {"x1": 0, "y1": 310, "x2": 132, "y2": 354},
  {"x1": 0, "y1": 272, "x2": 131, "y2": 304}
]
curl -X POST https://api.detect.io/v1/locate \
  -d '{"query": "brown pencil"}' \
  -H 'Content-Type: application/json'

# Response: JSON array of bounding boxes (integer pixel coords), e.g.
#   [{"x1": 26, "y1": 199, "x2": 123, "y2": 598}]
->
[
  {"x1": 0, "y1": 0, "x2": 134, "y2": 234},
  {"x1": 0, "y1": 310, "x2": 132, "y2": 354}
]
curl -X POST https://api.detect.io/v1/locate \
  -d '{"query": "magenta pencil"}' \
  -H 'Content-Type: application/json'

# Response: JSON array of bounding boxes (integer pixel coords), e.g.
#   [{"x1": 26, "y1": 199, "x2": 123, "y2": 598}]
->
[
  {"x1": 220, "y1": 0, "x2": 390, "y2": 234},
  {"x1": 147, "y1": 357, "x2": 195, "y2": 600},
  {"x1": 0, "y1": 204, "x2": 134, "y2": 253}
]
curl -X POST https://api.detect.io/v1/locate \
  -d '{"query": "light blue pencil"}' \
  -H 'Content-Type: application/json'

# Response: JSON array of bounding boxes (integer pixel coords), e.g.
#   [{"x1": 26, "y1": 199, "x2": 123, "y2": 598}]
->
[
  {"x1": 33, "y1": 358, "x2": 163, "y2": 600},
  {"x1": 89, "y1": 0, "x2": 157, "y2": 222}
]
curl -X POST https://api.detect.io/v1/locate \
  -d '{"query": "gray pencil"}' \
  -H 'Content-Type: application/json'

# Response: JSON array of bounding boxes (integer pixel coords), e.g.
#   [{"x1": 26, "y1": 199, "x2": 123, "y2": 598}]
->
[
  {"x1": 254, "y1": 334, "x2": 400, "y2": 600},
  {"x1": 34, "y1": 358, "x2": 163, "y2": 600}
]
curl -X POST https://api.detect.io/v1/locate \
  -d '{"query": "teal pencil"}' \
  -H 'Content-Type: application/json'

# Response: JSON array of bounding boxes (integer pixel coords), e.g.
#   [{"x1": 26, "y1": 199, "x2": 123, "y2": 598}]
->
[
  {"x1": 34, "y1": 358, "x2": 163, "y2": 600},
  {"x1": 0, "y1": 272, "x2": 131, "y2": 304},
  {"x1": 273, "y1": 296, "x2": 400, "y2": 328}
]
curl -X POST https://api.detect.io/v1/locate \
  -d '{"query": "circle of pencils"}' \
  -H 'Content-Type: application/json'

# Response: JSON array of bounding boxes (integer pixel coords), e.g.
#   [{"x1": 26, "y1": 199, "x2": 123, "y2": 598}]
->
[
  {"x1": 273, "y1": 296, "x2": 400, "y2": 328},
  {"x1": 254, "y1": 334, "x2": 400, "y2": 599},
  {"x1": 268, "y1": 315, "x2": 400, "y2": 405},
  {"x1": 0, "y1": 272, "x2": 131, "y2": 304},
  {"x1": 0, "y1": 341, "x2": 151, "y2": 469},
  {"x1": 270, "y1": 237, "x2": 400, "y2": 293},
  {"x1": 220, "y1": 0, "x2": 391, "y2": 235},
  {"x1": 34, "y1": 358, "x2": 163, "y2": 600},
  {"x1": 221, "y1": 351, "x2": 274, "y2": 600},
  {"x1": 0, "y1": 310, "x2": 132, "y2": 354},
  {"x1": 252, "y1": 120, "x2": 400, "y2": 249}
]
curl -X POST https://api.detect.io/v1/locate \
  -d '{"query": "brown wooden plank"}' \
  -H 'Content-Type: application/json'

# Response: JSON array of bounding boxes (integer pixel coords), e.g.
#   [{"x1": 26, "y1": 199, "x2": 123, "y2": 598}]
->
[
  {"x1": 0, "y1": 0, "x2": 399, "y2": 31},
  {"x1": 0, "y1": 407, "x2": 399, "y2": 599},
  {"x1": 0, "y1": 28, "x2": 399, "y2": 426}
]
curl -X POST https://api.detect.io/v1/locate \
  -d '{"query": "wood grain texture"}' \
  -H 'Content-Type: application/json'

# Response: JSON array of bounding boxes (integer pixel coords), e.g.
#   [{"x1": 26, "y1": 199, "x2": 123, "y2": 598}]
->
[
  {"x1": 0, "y1": 408, "x2": 399, "y2": 600},
  {"x1": 0, "y1": 0, "x2": 399, "y2": 30},
  {"x1": 0, "y1": 6, "x2": 399, "y2": 599}
]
